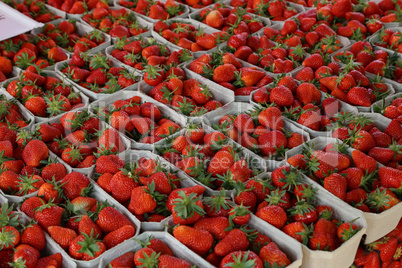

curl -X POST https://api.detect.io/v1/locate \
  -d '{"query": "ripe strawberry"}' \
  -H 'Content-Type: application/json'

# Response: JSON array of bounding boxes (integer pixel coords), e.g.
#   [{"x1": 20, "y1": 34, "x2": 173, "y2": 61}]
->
[
  {"x1": 103, "y1": 225, "x2": 135, "y2": 249},
  {"x1": 96, "y1": 206, "x2": 134, "y2": 234},
  {"x1": 48, "y1": 226, "x2": 77, "y2": 249},
  {"x1": 20, "y1": 223, "x2": 46, "y2": 251},
  {"x1": 303, "y1": 54, "x2": 325, "y2": 70},
  {"x1": 22, "y1": 139, "x2": 49, "y2": 167},
  {"x1": 220, "y1": 251, "x2": 263, "y2": 268},
  {"x1": 108, "y1": 252, "x2": 135, "y2": 267},
  {"x1": 173, "y1": 225, "x2": 214, "y2": 256},
  {"x1": 259, "y1": 242, "x2": 291, "y2": 267},
  {"x1": 214, "y1": 228, "x2": 250, "y2": 257},
  {"x1": 256, "y1": 205, "x2": 287, "y2": 229}
]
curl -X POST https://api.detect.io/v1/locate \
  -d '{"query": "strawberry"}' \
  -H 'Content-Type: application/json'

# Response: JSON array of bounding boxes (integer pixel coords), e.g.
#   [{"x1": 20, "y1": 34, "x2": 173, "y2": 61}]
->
[
  {"x1": 173, "y1": 225, "x2": 214, "y2": 256},
  {"x1": 259, "y1": 242, "x2": 291, "y2": 267},
  {"x1": 128, "y1": 185, "x2": 157, "y2": 215},
  {"x1": 352, "y1": 150, "x2": 377, "y2": 174},
  {"x1": 96, "y1": 206, "x2": 134, "y2": 234},
  {"x1": 33, "y1": 200, "x2": 65, "y2": 231},
  {"x1": 108, "y1": 252, "x2": 135, "y2": 267},
  {"x1": 214, "y1": 228, "x2": 250, "y2": 257},
  {"x1": 256, "y1": 205, "x2": 287, "y2": 229},
  {"x1": 103, "y1": 225, "x2": 135, "y2": 249},
  {"x1": 303, "y1": 54, "x2": 325, "y2": 70},
  {"x1": 220, "y1": 251, "x2": 263, "y2": 268},
  {"x1": 48, "y1": 226, "x2": 77, "y2": 249}
]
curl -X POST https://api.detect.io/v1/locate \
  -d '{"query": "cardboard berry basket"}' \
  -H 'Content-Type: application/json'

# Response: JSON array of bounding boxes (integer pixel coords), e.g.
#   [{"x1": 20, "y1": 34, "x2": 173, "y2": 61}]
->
[
  {"x1": 0, "y1": 89, "x2": 35, "y2": 131},
  {"x1": 233, "y1": 170, "x2": 367, "y2": 268},
  {"x1": 202, "y1": 101, "x2": 311, "y2": 169},
  {"x1": 89, "y1": 150, "x2": 199, "y2": 231},
  {"x1": 164, "y1": 214, "x2": 304, "y2": 268},
  {"x1": 0, "y1": 195, "x2": 78, "y2": 268},
  {"x1": 99, "y1": 231, "x2": 212, "y2": 267},
  {"x1": 153, "y1": 126, "x2": 267, "y2": 197},
  {"x1": 17, "y1": 181, "x2": 141, "y2": 268},
  {"x1": 188, "y1": 5, "x2": 272, "y2": 36},
  {"x1": 138, "y1": 68, "x2": 235, "y2": 124},
  {"x1": 32, "y1": 19, "x2": 112, "y2": 55},
  {"x1": 369, "y1": 27, "x2": 402, "y2": 56},
  {"x1": 89, "y1": 90, "x2": 187, "y2": 151},
  {"x1": 33, "y1": 118, "x2": 131, "y2": 175},
  {"x1": 1, "y1": 151, "x2": 71, "y2": 205},
  {"x1": 79, "y1": 6, "x2": 153, "y2": 44},
  {"x1": 249, "y1": 86, "x2": 359, "y2": 138},
  {"x1": 104, "y1": 36, "x2": 194, "y2": 74},
  {"x1": 371, "y1": 92, "x2": 402, "y2": 114},
  {"x1": 54, "y1": 57, "x2": 140, "y2": 101},
  {"x1": 286, "y1": 137, "x2": 402, "y2": 244},
  {"x1": 0, "y1": 70, "x2": 89, "y2": 123},
  {"x1": 151, "y1": 18, "x2": 228, "y2": 58},
  {"x1": 114, "y1": 0, "x2": 190, "y2": 23},
  {"x1": 331, "y1": 45, "x2": 402, "y2": 93}
]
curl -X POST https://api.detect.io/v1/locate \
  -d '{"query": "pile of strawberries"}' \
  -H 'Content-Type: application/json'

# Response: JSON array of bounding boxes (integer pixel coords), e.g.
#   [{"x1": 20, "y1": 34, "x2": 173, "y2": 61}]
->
[
  {"x1": 39, "y1": 20, "x2": 108, "y2": 54},
  {"x1": 81, "y1": 7, "x2": 149, "y2": 39},
  {"x1": 167, "y1": 186, "x2": 295, "y2": 267},
  {"x1": 352, "y1": 219, "x2": 402, "y2": 268},
  {"x1": 153, "y1": 19, "x2": 227, "y2": 53},
  {"x1": 4, "y1": 68, "x2": 85, "y2": 118},
  {"x1": 377, "y1": 94, "x2": 402, "y2": 121},
  {"x1": 108, "y1": 36, "x2": 192, "y2": 71},
  {"x1": 294, "y1": 3, "x2": 385, "y2": 41},
  {"x1": 233, "y1": 165, "x2": 362, "y2": 251},
  {"x1": 188, "y1": 50, "x2": 272, "y2": 96},
  {"x1": 107, "y1": 236, "x2": 195, "y2": 267},
  {"x1": 0, "y1": 95, "x2": 30, "y2": 129},
  {"x1": 20, "y1": 172, "x2": 137, "y2": 262},
  {"x1": 227, "y1": 32, "x2": 307, "y2": 74},
  {"x1": 263, "y1": 17, "x2": 347, "y2": 55},
  {"x1": 372, "y1": 28, "x2": 402, "y2": 54},
  {"x1": 117, "y1": 0, "x2": 187, "y2": 20},
  {"x1": 46, "y1": 0, "x2": 109, "y2": 15},
  {"x1": 142, "y1": 67, "x2": 225, "y2": 117},
  {"x1": 0, "y1": 137, "x2": 68, "y2": 198},
  {"x1": 297, "y1": 53, "x2": 392, "y2": 108},
  {"x1": 59, "y1": 51, "x2": 139, "y2": 95},
  {"x1": 229, "y1": 0, "x2": 299, "y2": 21},
  {"x1": 211, "y1": 105, "x2": 306, "y2": 159},
  {"x1": 0, "y1": 33, "x2": 68, "y2": 70},
  {"x1": 93, "y1": 154, "x2": 187, "y2": 223},
  {"x1": 30, "y1": 110, "x2": 127, "y2": 169},
  {"x1": 195, "y1": 5, "x2": 267, "y2": 34},
  {"x1": 334, "y1": 41, "x2": 402, "y2": 85},
  {"x1": 287, "y1": 140, "x2": 402, "y2": 214},
  {"x1": 175, "y1": 0, "x2": 222, "y2": 10},
  {"x1": 0, "y1": 202, "x2": 66, "y2": 267},
  {"x1": 253, "y1": 75, "x2": 346, "y2": 132},
  {"x1": 3, "y1": 0, "x2": 62, "y2": 23},
  {"x1": 156, "y1": 128, "x2": 264, "y2": 190},
  {"x1": 93, "y1": 94, "x2": 181, "y2": 144},
  {"x1": 330, "y1": 112, "x2": 402, "y2": 168},
  {"x1": 290, "y1": 0, "x2": 401, "y2": 22}
]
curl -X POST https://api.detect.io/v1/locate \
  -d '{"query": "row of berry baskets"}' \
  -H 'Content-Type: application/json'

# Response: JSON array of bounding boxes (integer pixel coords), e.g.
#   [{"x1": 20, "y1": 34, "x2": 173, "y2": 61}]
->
[{"x1": 0, "y1": 0, "x2": 402, "y2": 267}]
